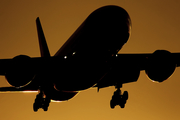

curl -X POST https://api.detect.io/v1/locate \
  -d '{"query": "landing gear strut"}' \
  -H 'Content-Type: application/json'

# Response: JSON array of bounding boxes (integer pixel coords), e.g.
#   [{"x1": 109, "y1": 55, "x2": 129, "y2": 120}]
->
[
  {"x1": 110, "y1": 85, "x2": 128, "y2": 109},
  {"x1": 33, "y1": 89, "x2": 51, "y2": 112}
]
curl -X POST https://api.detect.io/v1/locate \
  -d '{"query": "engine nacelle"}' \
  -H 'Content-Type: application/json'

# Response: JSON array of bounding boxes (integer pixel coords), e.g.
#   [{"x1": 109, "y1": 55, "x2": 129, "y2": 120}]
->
[
  {"x1": 5, "y1": 55, "x2": 35, "y2": 88},
  {"x1": 145, "y1": 50, "x2": 176, "y2": 83}
]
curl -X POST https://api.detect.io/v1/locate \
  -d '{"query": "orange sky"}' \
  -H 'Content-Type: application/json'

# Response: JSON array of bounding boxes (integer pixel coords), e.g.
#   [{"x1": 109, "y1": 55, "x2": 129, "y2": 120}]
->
[{"x1": 0, "y1": 0, "x2": 180, "y2": 120}]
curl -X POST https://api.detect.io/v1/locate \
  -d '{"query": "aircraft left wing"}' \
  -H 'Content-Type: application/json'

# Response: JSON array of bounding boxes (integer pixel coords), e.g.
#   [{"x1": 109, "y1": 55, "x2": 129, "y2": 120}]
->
[{"x1": 95, "y1": 50, "x2": 180, "y2": 89}]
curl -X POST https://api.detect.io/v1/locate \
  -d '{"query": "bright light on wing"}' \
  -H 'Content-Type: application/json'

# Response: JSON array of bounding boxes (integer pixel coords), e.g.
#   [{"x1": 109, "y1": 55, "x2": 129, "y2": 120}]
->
[
  {"x1": 51, "y1": 100, "x2": 62, "y2": 103},
  {"x1": 22, "y1": 91, "x2": 38, "y2": 93},
  {"x1": 0, "y1": 91, "x2": 38, "y2": 93}
]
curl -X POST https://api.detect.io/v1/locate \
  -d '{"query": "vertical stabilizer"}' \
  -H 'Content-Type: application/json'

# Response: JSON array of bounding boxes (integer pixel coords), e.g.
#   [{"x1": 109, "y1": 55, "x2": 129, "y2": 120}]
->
[{"x1": 36, "y1": 17, "x2": 51, "y2": 57}]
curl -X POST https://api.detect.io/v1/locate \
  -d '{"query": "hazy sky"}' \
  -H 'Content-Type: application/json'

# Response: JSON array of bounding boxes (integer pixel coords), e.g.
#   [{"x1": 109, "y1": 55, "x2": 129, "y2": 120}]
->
[{"x1": 0, "y1": 0, "x2": 180, "y2": 120}]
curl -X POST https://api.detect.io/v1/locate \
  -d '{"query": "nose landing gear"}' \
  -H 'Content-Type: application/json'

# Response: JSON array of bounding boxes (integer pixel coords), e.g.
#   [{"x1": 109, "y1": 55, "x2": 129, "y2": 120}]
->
[{"x1": 110, "y1": 87, "x2": 128, "y2": 109}]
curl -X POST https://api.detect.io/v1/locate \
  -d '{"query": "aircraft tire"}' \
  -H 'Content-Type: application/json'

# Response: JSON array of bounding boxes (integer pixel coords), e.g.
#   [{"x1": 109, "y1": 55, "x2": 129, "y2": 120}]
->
[
  {"x1": 43, "y1": 102, "x2": 49, "y2": 111},
  {"x1": 122, "y1": 91, "x2": 128, "y2": 100},
  {"x1": 33, "y1": 103, "x2": 39, "y2": 112},
  {"x1": 110, "y1": 99, "x2": 115, "y2": 109},
  {"x1": 120, "y1": 104, "x2": 125, "y2": 108},
  {"x1": 43, "y1": 98, "x2": 50, "y2": 111},
  {"x1": 119, "y1": 91, "x2": 128, "y2": 108},
  {"x1": 43, "y1": 106, "x2": 48, "y2": 111}
]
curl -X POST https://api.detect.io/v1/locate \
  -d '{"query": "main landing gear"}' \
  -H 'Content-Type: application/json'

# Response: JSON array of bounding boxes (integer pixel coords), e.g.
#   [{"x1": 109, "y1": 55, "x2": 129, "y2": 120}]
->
[
  {"x1": 33, "y1": 90, "x2": 51, "y2": 112},
  {"x1": 110, "y1": 85, "x2": 128, "y2": 109}
]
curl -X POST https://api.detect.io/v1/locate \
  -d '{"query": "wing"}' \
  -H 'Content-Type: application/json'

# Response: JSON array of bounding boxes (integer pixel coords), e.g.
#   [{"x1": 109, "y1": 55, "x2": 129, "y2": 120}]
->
[
  {"x1": 0, "y1": 17, "x2": 54, "y2": 92},
  {"x1": 94, "y1": 51, "x2": 180, "y2": 89},
  {"x1": 0, "y1": 56, "x2": 65, "y2": 92},
  {"x1": 0, "y1": 87, "x2": 38, "y2": 93}
]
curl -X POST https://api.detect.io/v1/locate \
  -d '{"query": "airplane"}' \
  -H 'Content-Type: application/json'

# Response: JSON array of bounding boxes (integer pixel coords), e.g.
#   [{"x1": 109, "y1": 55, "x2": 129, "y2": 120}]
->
[{"x1": 0, "y1": 5, "x2": 180, "y2": 112}]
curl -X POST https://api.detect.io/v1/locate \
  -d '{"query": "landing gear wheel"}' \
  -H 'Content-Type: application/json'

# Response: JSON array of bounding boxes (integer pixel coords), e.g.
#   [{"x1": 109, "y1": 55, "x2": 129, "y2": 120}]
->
[
  {"x1": 33, "y1": 103, "x2": 39, "y2": 112},
  {"x1": 110, "y1": 87, "x2": 129, "y2": 109},
  {"x1": 33, "y1": 92, "x2": 44, "y2": 112},
  {"x1": 43, "y1": 106, "x2": 48, "y2": 111},
  {"x1": 110, "y1": 99, "x2": 115, "y2": 109},
  {"x1": 119, "y1": 102, "x2": 125, "y2": 108},
  {"x1": 110, "y1": 89, "x2": 121, "y2": 109},
  {"x1": 122, "y1": 91, "x2": 128, "y2": 100},
  {"x1": 42, "y1": 98, "x2": 51, "y2": 111},
  {"x1": 119, "y1": 91, "x2": 128, "y2": 108}
]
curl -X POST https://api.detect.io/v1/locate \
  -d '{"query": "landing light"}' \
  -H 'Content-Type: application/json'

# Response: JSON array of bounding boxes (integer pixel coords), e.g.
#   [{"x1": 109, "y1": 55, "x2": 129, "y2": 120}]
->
[
  {"x1": 116, "y1": 54, "x2": 118, "y2": 57},
  {"x1": 73, "y1": 52, "x2": 76, "y2": 55},
  {"x1": 22, "y1": 91, "x2": 38, "y2": 93},
  {"x1": 64, "y1": 56, "x2": 67, "y2": 59}
]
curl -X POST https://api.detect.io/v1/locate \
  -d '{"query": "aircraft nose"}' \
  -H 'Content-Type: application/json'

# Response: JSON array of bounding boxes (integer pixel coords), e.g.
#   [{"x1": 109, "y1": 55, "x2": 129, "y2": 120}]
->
[{"x1": 86, "y1": 5, "x2": 131, "y2": 45}]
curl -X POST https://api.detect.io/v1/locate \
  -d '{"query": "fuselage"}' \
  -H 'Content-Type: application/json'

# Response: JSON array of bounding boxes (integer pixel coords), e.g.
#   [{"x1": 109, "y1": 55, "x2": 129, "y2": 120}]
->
[{"x1": 44, "y1": 5, "x2": 131, "y2": 101}]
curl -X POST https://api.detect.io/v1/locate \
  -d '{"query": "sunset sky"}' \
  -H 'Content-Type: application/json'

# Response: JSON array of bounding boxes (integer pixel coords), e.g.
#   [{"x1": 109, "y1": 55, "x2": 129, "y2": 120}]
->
[{"x1": 0, "y1": 0, "x2": 180, "y2": 120}]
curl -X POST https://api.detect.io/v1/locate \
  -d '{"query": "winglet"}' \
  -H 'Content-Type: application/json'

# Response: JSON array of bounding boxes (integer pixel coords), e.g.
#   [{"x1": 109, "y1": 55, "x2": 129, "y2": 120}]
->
[{"x1": 36, "y1": 17, "x2": 51, "y2": 57}]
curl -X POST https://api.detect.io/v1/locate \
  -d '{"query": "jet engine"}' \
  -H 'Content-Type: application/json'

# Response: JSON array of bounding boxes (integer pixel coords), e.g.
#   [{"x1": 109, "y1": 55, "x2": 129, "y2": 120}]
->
[
  {"x1": 145, "y1": 50, "x2": 176, "y2": 83},
  {"x1": 5, "y1": 55, "x2": 35, "y2": 87}
]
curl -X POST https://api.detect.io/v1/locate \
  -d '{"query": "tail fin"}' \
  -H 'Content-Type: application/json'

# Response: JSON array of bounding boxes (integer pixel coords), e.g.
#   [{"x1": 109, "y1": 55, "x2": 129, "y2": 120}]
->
[{"x1": 36, "y1": 17, "x2": 51, "y2": 57}]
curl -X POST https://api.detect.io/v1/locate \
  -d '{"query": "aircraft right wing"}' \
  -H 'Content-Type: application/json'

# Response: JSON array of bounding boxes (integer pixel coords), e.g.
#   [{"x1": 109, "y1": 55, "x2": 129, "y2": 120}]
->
[{"x1": 0, "y1": 56, "x2": 66, "y2": 92}]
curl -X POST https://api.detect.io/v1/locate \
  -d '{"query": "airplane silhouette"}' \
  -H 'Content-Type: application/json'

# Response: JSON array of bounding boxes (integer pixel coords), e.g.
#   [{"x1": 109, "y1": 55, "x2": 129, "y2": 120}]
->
[{"x1": 0, "y1": 5, "x2": 179, "y2": 112}]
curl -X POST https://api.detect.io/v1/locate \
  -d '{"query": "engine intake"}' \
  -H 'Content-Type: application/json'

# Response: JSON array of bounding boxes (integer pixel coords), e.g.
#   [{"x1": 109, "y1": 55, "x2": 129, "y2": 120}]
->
[
  {"x1": 145, "y1": 50, "x2": 176, "y2": 83},
  {"x1": 5, "y1": 55, "x2": 35, "y2": 88}
]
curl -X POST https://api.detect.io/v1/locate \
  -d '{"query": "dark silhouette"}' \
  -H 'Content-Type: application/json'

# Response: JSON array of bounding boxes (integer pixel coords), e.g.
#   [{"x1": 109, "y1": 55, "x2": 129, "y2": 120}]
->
[{"x1": 0, "y1": 5, "x2": 179, "y2": 111}]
